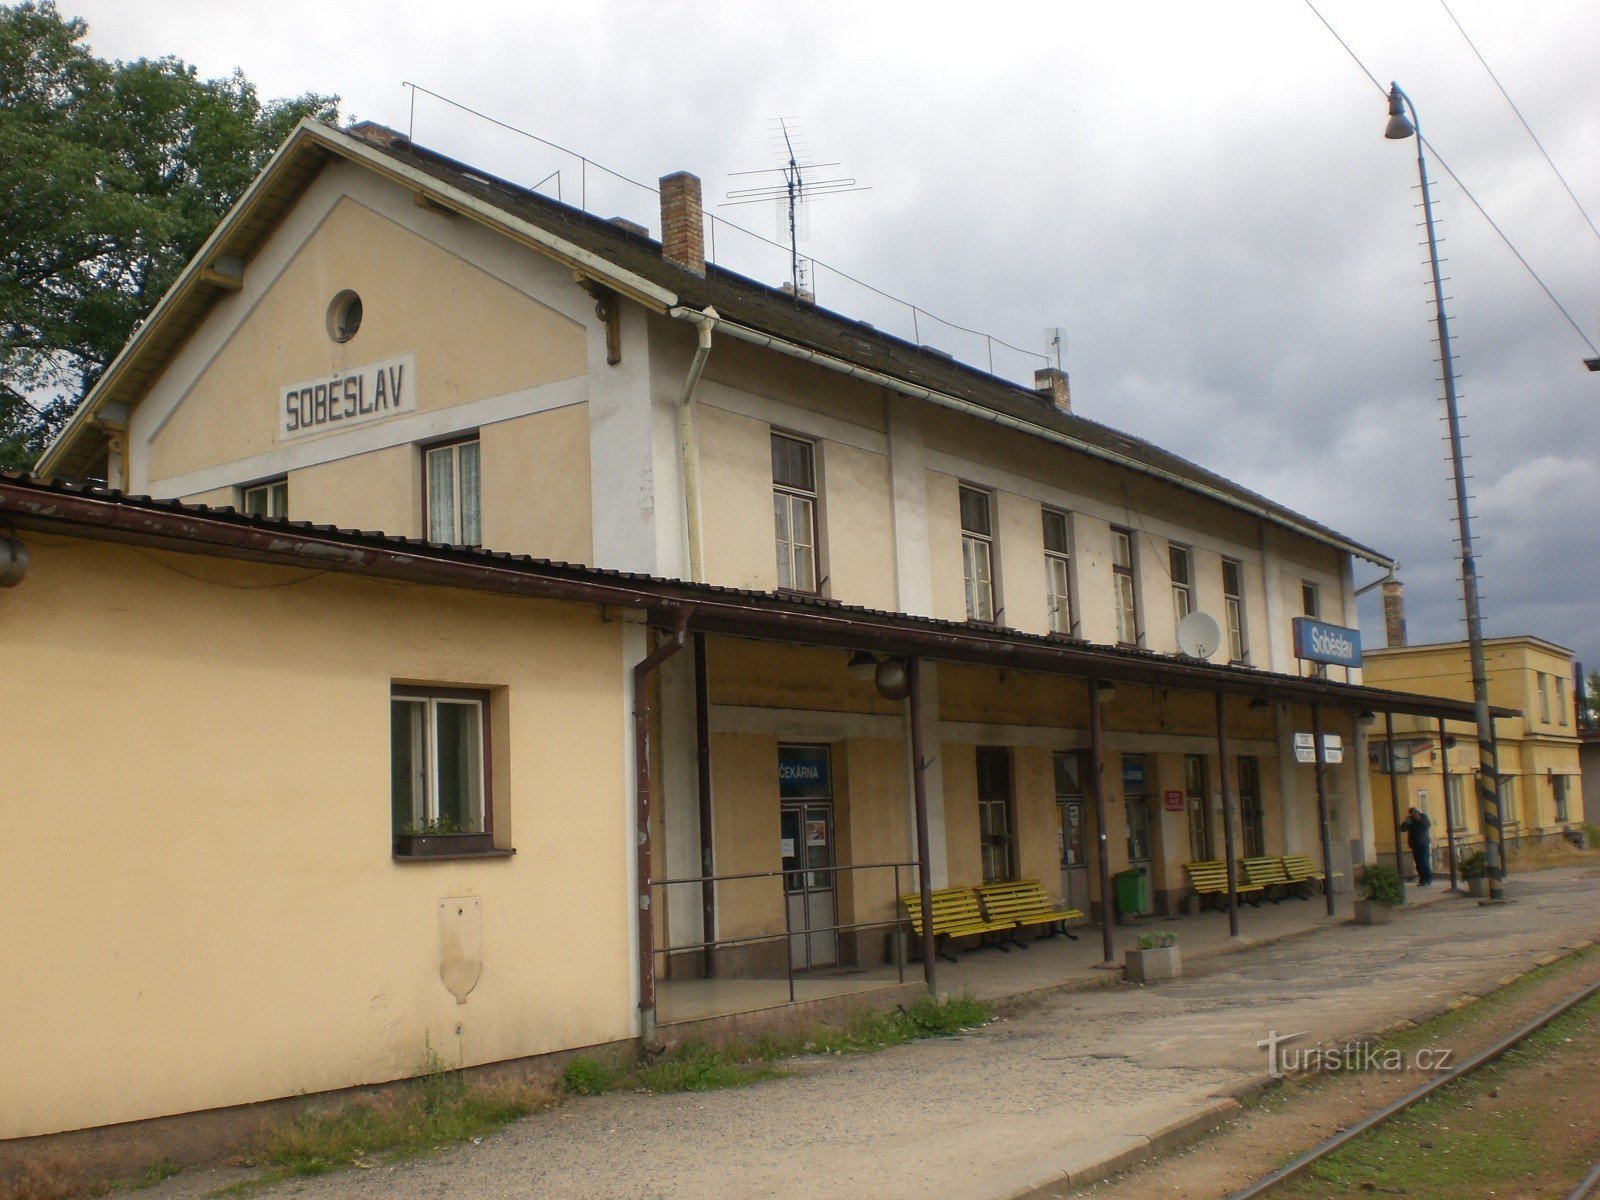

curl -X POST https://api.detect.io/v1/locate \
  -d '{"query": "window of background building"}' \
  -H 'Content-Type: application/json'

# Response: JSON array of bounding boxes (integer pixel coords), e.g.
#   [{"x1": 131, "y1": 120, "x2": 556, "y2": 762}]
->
[
  {"x1": 1042, "y1": 508, "x2": 1073, "y2": 635},
  {"x1": 391, "y1": 686, "x2": 488, "y2": 845},
  {"x1": 1500, "y1": 776, "x2": 1518, "y2": 826},
  {"x1": 1222, "y1": 558, "x2": 1248, "y2": 663},
  {"x1": 976, "y1": 747, "x2": 1015, "y2": 883},
  {"x1": 1555, "y1": 675, "x2": 1568, "y2": 726},
  {"x1": 1538, "y1": 673, "x2": 1552, "y2": 723},
  {"x1": 1112, "y1": 527, "x2": 1139, "y2": 646},
  {"x1": 425, "y1": 438, "x2": 481, "y2": 546},
  {"x1": 1170, "y1": 544, "x2": 1193, "y2": 626},
  {"x1": 1554, "y1": 773, "x2": 1570, "y2": 821},
  {"x1": 1238, "y1": 757, "x2": 1265, "y2": 858},
  {"x1": 1445, "y1": 772, "x2": 1464, "y2": 829},
  {"x1": 242, "y1": 478, "x2": 288, "y2": 519},
  {"x1": 961, "y1": 486, "x2": 997, "y2": 623},
  {"x1": 771, "y1": 433, "x2": 819, "y2": 593}
]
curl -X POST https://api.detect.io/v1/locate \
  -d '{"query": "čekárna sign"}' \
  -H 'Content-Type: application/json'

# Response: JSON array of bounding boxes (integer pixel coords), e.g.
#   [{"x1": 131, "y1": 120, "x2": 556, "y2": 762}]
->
[{"x1": 279, "y1": 354, "x2": 415, "y2": 441}]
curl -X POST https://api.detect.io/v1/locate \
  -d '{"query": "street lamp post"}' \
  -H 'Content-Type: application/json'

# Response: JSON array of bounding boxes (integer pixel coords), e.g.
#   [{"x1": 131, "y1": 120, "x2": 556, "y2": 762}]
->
[{"x1": 1384, "y1": 83, "x2": 1506, "y2": 901}]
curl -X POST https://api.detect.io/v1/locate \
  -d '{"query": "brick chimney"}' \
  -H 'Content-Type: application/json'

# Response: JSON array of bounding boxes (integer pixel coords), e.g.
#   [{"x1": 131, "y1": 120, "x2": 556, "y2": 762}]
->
[
  {"x1": 659, "y1": 172, "x2": 705, "y2": 275},
  {"x1": 1034, "y1": 367, "x2": 1071, "y2": 414},
  {"x1": 1382, "y1": 578, "x2": 1408, "y2": 647}
]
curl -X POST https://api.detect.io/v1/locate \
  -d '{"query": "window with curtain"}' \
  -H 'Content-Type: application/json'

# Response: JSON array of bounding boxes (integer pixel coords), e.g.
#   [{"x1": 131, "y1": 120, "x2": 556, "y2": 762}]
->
[
  {"x1": 771, "y1": 433, "x2": 818, "y2": 593},
  {"x1": 425, "y1": 439, "x2": 481, "y2": 546}
]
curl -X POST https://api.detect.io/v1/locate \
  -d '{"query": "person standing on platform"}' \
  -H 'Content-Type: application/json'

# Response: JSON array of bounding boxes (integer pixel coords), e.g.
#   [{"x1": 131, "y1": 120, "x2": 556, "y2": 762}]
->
[{"x1": 1399, "y1": 806, "x2": 1434, "y2": 886}]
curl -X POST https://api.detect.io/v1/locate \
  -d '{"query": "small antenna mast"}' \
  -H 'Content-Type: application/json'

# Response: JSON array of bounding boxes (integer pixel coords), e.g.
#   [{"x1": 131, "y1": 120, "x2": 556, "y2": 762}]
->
[
  {"x1": 1046, "y1": 327, "x2": 1068, "y2": 372},
  {"x1": 723, "y1": 118, "x2": 870, "y2": 297}
]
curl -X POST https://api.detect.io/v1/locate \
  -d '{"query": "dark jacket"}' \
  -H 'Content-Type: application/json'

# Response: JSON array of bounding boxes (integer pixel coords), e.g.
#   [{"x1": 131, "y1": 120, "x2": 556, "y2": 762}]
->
[{"x1": 1399, "y1": 812, "x2": 1432, "y2": 850}]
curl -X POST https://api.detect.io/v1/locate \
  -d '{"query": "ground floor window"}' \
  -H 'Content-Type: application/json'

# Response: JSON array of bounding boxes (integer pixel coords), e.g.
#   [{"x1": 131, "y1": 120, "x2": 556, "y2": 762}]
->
[
  {"x1": 391, "y1": 687, "x2": 488, "y2": 845},
  {"x1": 1184, "y1": 754, "x2": 1209, "y2": 861},
  {"x1": 1054, "y1": 751, "x2": 1085, "y2": 867},
  {"x1": 1554, "y1": 774, "x2": 1570, "y2": 822},
  {"x1": 1238, "y1": 757, "x2": 1264, "y2": 858},
  {"x1": 1445, "y1": 772, "x2": 1465, "y2": 829},
  {"x1": 1499, "y1": 776, "x2": 1518, "y2": 827},
  {"x1": 977, "y1": 746, "x2": 1015, "y2": 883},
  {"x1": 1123, "y1": 754, "x2": 1151, "y2": 864}
]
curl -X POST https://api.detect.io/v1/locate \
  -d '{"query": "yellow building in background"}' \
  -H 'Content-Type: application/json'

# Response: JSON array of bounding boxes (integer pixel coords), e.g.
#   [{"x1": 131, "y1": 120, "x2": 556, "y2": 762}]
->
[{"x1": 1365, "y1": 636, "x2": 1584, "y2": 875}]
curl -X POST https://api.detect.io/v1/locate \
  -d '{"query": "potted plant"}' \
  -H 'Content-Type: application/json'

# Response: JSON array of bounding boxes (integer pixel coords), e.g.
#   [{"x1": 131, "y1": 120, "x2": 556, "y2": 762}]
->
[
  {"x1": 1353, "y1": 863, "x2": 1402, "y2": 924},
  {"x1": 1459, "y1": 849, "x2": 1491, "y2": 898},
  {"x1": 394, "y1": 818, "x2": 494, "y2": 858},
  {"x1": 1125, "y1": 929, "x2": 1181, "y2": 983}
]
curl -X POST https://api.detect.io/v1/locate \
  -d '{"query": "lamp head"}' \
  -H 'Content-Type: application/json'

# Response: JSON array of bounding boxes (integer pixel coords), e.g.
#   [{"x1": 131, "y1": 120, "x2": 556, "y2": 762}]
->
[
  {"x1": 847, "y1": 650, "x2": 877, "y2": 681},
  {"x1": 1385, "y1": 85, "x2": 1415, "y2": 140}
]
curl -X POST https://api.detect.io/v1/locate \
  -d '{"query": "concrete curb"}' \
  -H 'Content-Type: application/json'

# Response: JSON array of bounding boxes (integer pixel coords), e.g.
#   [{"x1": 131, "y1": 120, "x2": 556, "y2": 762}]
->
[{"x1": 989, "y1": 936, "x2": 1600, "y2": 1199}]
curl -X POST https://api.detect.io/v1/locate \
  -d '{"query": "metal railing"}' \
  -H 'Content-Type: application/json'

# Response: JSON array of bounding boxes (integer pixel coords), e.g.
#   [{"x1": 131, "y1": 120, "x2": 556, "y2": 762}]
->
[{"x1": 651, "y1": 860, "x2": 921, "y2": 1003}]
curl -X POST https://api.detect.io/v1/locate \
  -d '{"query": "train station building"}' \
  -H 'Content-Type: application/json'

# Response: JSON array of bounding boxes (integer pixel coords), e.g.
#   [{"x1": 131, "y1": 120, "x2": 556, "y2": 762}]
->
[{"x1": 2, "y1": 118, "x2": 1491, "y2": 1141}]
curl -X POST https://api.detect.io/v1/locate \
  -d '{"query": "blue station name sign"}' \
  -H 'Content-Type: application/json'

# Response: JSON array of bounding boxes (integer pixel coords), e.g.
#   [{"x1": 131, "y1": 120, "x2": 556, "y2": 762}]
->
[{"x1": 1292, "y1": 617, "x2": 1363, "y2": 669}]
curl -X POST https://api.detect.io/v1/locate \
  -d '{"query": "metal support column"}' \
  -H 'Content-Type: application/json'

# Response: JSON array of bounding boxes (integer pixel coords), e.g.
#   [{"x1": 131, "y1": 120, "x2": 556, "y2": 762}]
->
[
  {"x1": 1438, "y1": 717, "x2": 1460, "y2": 891},
  {"x1": 1385, "y1": 711, "x2": 1406, "y2": 904},
  {"x1": 1311, "y1": 704, "x2": 1336, "y2": 917},
  {"x1": 906, "y1": 657, "x2": 937, "y2": 994},
  {"x1": 1089, "y1": 678, "x2": 1116, "y2": 965},
  {"x1": 1215, "y1": 692, "x2": 1240, "y2": 938}
]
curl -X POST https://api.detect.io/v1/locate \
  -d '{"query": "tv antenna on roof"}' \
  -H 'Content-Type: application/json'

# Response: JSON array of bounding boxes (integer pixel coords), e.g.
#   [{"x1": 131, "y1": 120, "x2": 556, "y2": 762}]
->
[
  {"x1": 722, "y1": 118, "x2": 870, "y2": 298},
  {"x1": 1046, "y1": 327, "x2": 1068, "y2": 372}
]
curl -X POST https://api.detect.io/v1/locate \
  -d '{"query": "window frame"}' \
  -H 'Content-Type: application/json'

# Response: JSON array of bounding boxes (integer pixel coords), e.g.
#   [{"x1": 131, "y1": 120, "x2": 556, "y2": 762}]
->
[
  {"x1": 1538, "y1": 673, "x2": 1552, "y2": 724},
  {"x1": 423, "y1": 435, "x2": 482, "y2": 548},
  {"x1": 771, "y1": 431, "x2": 821, "y2": 596},
  {"x1": 242, "y1": 477, "x2": 289, "y2": 520},
  {"x1": 391, "y1": 684, "x2": 503, "y2": 860},
  {"x1": 1221, "y1": 557, "x2": 1249, "y2": 664},
  {"x1": 1042, "y1": 507, "x2": 1074, "y2": 636},
  {"x1": 1553, "y1": 773, "x2": 1570, "y2": 822},
  {"x1": 1301, "y1": 581, "x2": 1320, "y2": 618},
  {"x1": 960, "y1": 484, "x2": 998, "y2": 624},
  {"x1": 976, "y1": 746, "x2": 1015, "y2": 884},
  {"x1": 1169, "y1": 543, "x2": 1193, "y2": 627},
  {"x1": 1111, "y1": 526, "x2": 1140, "y2": 647},
  {"x1": 1238, "y1": 756, "x2": 1265, "y2": 858},
  {"x1": 1555, "y1": 674, "x2": 1568, "y2": 726}
]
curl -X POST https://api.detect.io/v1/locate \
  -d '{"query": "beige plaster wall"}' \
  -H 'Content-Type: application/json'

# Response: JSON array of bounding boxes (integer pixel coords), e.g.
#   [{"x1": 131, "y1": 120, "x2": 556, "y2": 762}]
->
[
  {"x1": 1, "y1": 537, "x2": 630, "y2": 1139},
  {"x1": 697, "y1": 403, "x2": 779, "y2": 593},
  {"x1": 480, "y1": 404, "x2": 594, "y2": 563},
  {"x1": 708, "y1": 732, "x2": 783, "y2": 942},
  {"x1": 149, "y1": 196, "x2": 586, "y2": 488},
  {"x1": 291, "y1": 443, "x2": 419, "y2": 536}
]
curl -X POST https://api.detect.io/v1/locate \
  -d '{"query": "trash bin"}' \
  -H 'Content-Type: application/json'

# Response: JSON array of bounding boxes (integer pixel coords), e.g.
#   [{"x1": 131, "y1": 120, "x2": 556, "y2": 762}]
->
[{"x1": 1114, "y1": 866, "x2": 1149, "y2": 916}]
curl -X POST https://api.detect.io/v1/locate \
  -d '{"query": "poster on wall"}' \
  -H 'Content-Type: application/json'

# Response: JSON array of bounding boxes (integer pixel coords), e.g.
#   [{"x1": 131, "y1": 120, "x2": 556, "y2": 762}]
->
[
  {"x1": 1163, "y1": 790, "x2": 1184, "y2": 812},
  {"x1": 805, "y1": 820, "x2": 827, "y2": 848}
]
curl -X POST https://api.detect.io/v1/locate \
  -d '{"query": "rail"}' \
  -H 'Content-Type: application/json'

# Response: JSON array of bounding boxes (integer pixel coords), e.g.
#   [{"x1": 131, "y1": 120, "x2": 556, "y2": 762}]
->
[{"x1": 651, "y1": 860, "x2": 922, "y2": 1003}]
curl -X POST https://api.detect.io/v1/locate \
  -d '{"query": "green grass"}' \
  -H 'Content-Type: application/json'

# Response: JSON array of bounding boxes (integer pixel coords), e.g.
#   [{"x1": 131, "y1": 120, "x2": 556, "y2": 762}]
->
[
  {"x1": 1270, "y1": 980, "x2": 1600, "y2": 1197},
  {"x1": 128, "y1": 1160, "x2": 182, "y2": 1190}
]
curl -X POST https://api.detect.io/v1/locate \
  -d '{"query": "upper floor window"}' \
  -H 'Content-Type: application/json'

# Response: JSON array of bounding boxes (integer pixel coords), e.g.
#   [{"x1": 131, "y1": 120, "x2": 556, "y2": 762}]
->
[
  {"x1": 771, "y1": 433, "x2": 818, "y2": 593},
  {"x1": 960, "y1": 485, "x2": 996, "y2": 623},
  {"x1": 1042, "y1": 508, "x2": 1073, "y2": 635},
  {"x1": 425, "y1": 438, "x2": 481, "y2": 547},
  {"x1": 1301, "y1": 581, "x2": 1320, "y2": 618},
  {"x1": 242, "y1": 478, "x2": 288, "y2": 519},
  {"x1": 1170, "y1": 544, "x2": 1193, "y2": 625},
  {"x1": 1112, "y1": 526, "x2": 1139, "y2": 646},
  {"x1": 1538, "y1": 673, "x2": 1552, "y2": 723},
  {"x1": 1555, "y1": 674, "x2": 1568, "y2": 726},
  {"x1": 1222, "y1": 557, "x2": 1248, "y2": 663}
]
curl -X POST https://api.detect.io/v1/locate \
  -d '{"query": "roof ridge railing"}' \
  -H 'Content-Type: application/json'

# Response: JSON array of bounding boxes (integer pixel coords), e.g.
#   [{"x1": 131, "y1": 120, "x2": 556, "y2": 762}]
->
[{"x1": 399, "y1": 83, "x2": 1051, "y2": 386}]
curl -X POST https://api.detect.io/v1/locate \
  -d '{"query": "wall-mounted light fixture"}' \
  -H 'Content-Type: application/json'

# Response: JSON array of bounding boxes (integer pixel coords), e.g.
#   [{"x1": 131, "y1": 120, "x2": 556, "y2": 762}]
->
[{"x1": 847, "y1": 650, "x2": 877, "y2": 681}]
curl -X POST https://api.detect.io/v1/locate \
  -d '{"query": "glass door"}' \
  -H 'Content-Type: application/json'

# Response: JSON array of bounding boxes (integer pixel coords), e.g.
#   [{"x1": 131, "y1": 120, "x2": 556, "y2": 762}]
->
[
  {"x1": 779, "y1": 744, "x2": 837, "y2": 971},
  {"x1": 1184, "y1": 754, "x2": 1211, "y2": 862},
  {"x1": 1055, "y1": 751, "x2": 1088, "y2": 910}
]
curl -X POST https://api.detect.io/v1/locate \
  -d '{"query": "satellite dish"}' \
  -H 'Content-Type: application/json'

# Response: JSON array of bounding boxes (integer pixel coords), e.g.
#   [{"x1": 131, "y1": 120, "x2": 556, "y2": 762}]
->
[{"x1": 1176, "y1": 611, "x2": 1222, "y2": 660}]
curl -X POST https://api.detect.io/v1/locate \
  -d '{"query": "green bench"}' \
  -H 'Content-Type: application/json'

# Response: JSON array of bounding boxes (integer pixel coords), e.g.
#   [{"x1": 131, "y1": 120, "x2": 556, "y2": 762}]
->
[
  {"x1": 1242, "y1": 856, "x2": 1294, "y2": 903},
  {"x1": 977, "y1": 879, "x2": 1084, "y2": 943},
  {"x1": 1184, "y1": 859, "x2": 1265, "y2": 909},
  {"x1": 900, "y1": 887, "x2": 1016, "y2": 962},
  {"x1": 1282, "y1": 854, "x2": 1340, "y2": 898}
]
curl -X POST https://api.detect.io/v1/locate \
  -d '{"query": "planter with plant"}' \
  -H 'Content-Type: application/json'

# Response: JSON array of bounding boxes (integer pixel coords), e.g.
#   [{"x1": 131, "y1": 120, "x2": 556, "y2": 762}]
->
[
  {"x1": 1125, "y1": 929, "x2": 1181, "y2": 983},
  {"x1": 1353, "y1": 863, "x2": 1402, "y2": 924},
  {"x1": 1459, "y1": 849, "x2": 1491, "y2": 897},
  {"x1": 394, "y1": 818, "x2": 495, "y2": 858}
]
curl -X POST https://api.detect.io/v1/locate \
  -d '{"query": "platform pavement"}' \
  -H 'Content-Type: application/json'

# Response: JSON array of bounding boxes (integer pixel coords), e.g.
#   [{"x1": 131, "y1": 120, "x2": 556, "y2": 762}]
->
[{"x1": 133, "y1": 866, "x2": 1600, "y2": 1200}]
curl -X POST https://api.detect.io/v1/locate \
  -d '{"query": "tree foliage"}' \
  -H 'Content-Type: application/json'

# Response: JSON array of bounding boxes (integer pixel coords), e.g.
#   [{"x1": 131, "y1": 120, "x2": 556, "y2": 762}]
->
[{"x1": 0, "y1": 2, "x2": 337, "y2": 470}]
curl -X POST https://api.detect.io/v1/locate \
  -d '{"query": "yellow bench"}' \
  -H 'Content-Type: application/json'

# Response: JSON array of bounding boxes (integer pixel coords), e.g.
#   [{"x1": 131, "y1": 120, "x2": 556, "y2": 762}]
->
[
  {"x1": 1242, "y1": 856, "x2": 1293, "y2": 903},
  {"x1": 977, "y1": 879, "x2": 1084, "y2": 943},
  {"x1": 1184, "y1": 859, "x2": 1265, "y2": 909},
  {"x1": 900, "y1": 887, "x2": 1016, "y2": 962},
  {"x1": 1281, "y1": 854, "x2": 1341, "y2": 898}
]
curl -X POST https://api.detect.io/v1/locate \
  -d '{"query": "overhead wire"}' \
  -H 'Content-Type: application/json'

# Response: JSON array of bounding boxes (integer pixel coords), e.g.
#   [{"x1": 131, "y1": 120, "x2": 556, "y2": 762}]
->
[
  {"x1": 1438, "y1": 0, "x2": 1600, "y2": 250},
  {"x1": 1301, "y1": 0, "x2": 1599, "y2": 356}
]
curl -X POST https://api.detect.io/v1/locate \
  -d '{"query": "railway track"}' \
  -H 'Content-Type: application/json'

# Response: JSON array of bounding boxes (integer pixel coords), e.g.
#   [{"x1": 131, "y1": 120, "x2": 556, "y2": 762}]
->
[{"x1": 1224, "y1": 977, "x2": 1600, "y2": 1199}]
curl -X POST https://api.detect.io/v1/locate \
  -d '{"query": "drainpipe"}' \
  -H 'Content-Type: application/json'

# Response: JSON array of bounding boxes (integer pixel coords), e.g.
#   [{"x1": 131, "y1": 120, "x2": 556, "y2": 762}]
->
[
  {"x1": 676, "y1": 307, "x2": 719, "y2": 583},
  {"x1": 634, "y1": 606, "x2": 693, "y2": 1044}
]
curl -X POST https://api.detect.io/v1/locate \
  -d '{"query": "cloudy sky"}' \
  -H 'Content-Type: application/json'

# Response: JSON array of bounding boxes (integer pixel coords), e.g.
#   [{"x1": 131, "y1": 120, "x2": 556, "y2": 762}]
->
[{"x1": 69, "y1": 0, "x2": 1600, "y2": 673}]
